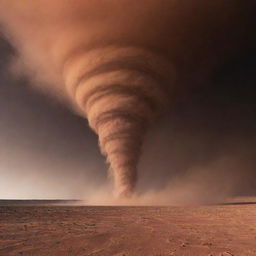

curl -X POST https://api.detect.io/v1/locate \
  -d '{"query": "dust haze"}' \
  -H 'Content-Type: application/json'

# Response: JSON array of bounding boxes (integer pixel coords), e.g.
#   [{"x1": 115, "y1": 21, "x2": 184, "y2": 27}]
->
[{"x1": 0, "y1": 0, "x2": 255, "y2": 204}]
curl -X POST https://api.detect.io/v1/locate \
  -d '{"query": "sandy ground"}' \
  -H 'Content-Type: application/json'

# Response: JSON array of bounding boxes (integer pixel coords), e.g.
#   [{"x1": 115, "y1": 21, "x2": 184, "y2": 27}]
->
[{"x1": 0, "y1": 200, "x2": 256, "y2": 256}]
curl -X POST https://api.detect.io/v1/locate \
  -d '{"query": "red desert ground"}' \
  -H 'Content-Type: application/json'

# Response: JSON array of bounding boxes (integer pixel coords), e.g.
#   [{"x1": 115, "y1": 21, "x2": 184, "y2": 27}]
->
[{"x1": 0, "y1": 198, "x2": 256, "y2": 256}]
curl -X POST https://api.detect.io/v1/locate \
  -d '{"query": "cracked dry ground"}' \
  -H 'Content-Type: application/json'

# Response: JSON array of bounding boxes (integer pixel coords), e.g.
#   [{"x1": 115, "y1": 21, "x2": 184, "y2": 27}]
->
[{"x1": 0, "y1": 204, "x2": 256, "y2": 256}]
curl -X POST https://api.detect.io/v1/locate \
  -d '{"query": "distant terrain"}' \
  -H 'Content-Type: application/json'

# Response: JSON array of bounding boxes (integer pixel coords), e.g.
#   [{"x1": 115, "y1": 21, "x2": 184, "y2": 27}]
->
[
  {"x1": 0, "y1": 199, "x2": 256, "y2": 256},
  {"x1": 0, "y1": 200, "x2": 79, "y2": 206}
]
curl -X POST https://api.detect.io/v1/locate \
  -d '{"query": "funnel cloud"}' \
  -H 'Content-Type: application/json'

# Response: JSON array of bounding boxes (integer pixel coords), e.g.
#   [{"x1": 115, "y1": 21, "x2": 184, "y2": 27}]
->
[
  {"x1": 0, "y1": 0, "x2": 255, "y2": 201},
  {"x1": 63, "y1": 46, "x2": 173, "y2": 196}
]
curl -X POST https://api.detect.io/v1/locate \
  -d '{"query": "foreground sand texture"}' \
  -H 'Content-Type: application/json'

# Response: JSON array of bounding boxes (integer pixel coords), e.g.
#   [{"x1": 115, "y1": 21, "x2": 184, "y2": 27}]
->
[{"x1": 0, "y1": 202, "x2": 256, "y2": 256}]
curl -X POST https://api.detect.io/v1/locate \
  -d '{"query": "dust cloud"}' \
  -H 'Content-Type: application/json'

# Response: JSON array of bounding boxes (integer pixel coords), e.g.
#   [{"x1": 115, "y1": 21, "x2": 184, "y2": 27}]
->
[
  {"x1": 0, "y1": 0, "x2": 255, "y2": 202},
  {"x1": 0, "y1": 1, "x2": 175, "y2": 197}
]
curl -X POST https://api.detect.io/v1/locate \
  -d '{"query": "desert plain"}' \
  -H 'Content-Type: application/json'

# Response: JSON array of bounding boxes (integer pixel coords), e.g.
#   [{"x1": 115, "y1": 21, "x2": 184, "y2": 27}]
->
[{"x1": 0, "y1": 199, "x2": 256, "y2": 256}]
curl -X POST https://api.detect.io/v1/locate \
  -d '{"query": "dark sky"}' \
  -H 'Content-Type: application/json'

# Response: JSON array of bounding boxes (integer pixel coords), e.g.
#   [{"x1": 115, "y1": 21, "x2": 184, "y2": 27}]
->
[
  {"x1": 0, "y1": 38, "x2": 107, "y2": 199},
  {"x1": 0, "y1": 2, "x2": 255, "y2": 200}
]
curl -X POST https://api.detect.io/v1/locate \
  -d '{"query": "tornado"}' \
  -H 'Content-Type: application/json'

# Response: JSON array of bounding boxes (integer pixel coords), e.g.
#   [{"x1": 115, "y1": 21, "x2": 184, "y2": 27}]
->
[
  {"x1": 63, "y1": 46, "x2": 172, "y2": 197},
  {"x1": 0, "y1": 0, "x2": 255, "y2": 202},
  {"x1": 0, "y1": 0, "x2": 174, "y2": 198}
]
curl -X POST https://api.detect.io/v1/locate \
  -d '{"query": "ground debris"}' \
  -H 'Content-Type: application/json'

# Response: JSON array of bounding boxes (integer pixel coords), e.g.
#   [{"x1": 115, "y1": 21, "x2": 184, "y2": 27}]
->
[
  {"x1": 180, "y1": 241, "x2": 189, "y2": 248},
  {"x1": 202, "y1": 242, "x2": 213, "y2": 247},
  {"x1": 220, "y1": 252, "x2": 234, "y2": 256}
]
